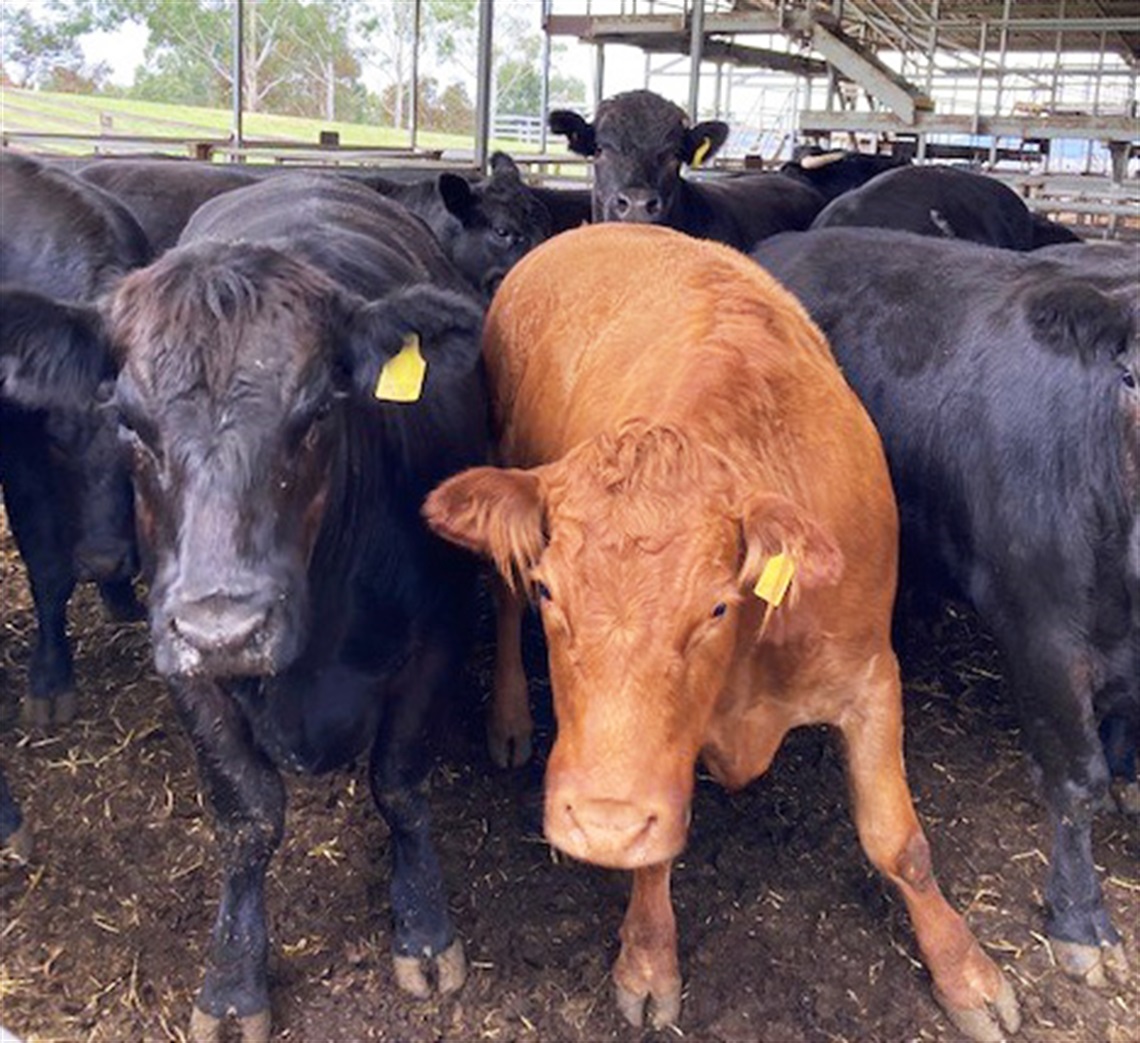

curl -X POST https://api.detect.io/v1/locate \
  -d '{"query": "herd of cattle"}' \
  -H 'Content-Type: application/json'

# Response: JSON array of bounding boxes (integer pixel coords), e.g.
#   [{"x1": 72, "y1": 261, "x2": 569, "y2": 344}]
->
[{"x1": 0, "y1": 88, "x2": 1135, "y2": 1043}]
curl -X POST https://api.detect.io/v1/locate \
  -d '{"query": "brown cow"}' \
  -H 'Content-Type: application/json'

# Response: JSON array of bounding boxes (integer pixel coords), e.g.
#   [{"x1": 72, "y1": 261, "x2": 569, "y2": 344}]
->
[{"x1": 424, "y1": 223, "x2": 1020, "y2": 1040}]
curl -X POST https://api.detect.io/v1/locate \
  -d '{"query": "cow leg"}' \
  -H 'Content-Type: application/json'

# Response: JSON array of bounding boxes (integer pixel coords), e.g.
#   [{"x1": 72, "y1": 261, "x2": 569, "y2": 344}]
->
[
  {"x1": 839, "y1": 653, "x2": 1020, "y2": 1043},
  {"x1": 170, "y1": 678, "x2": 283, "y2": 1043},
  {"x1": 489, "y1": 576, "x2": 533, "y2": 768},
  {"x1": 1101, "y1": 714, "x2": 1140, "y2": 816},
  {"x1": 612, "y1": 861, "x2": 682, "y2": 1030},
  {"x1": 369, "y1": 645, "x2": 465, "y2": 998},
  {"x1": 0, "y1": 763, "x2": 32, "y2": 862},
  {"x1": 97, "y1": 576, "x2": 146, "y2": 623},
  {"x1": 0, "y1": 464, "x2": 76, "y2": 727},
  {"x1": 1002, "y1": 632, "x2": 1130, "y2": 988}
]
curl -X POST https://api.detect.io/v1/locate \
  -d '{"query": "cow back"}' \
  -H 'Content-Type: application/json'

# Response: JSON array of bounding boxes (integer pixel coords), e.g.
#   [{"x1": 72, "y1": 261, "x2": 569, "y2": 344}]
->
[{"x1": 485, "y1": 224, "x2": 894, "y2": 609}]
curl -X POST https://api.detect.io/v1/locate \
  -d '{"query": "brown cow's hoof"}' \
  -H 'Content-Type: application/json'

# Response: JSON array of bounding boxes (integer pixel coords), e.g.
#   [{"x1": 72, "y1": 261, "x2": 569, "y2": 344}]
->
[
  {"x1": 2, "y1": 820, "x2": 33, "y2": 863},
  {"x1": 189, "y1": 1007, "x2": 271, "y2": 1043},
  {"x1": 1111, "y1": 779, "x2": 1140, "y2": 817},
  {"x1": 1053, "y1": 939, "x2": 1131, "y2": 988},
  {"x1": 934, "y1": 975, "x2": 1020, "y2": 1043},
  {"x1": 393, "y1": 938, "x2": 467, "y2": 998},
  {"x1": 614, "y1": 980, "x2": 682, "y2": 1031},
  {"x1": 487, "y1": 726, "x2": 532, "y2": 770}
]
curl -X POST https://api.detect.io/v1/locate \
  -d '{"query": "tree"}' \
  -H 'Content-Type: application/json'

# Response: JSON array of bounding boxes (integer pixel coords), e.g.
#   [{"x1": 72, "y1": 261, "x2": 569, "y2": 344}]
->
[
  {"x1": 81, "y1": 0, "x2": 363, "y2": 117},
  {"x1": 0, "y1": 1, "x2": 99, "y2": 89}
]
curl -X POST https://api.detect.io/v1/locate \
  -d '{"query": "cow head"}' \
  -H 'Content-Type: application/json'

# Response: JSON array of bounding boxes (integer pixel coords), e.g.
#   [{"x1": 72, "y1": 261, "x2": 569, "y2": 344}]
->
[
  {"x1": 425, "y1": 421, "x2": 843, "y2": 869},
  {"x1": 0, "y1": 287, "x2": 138, "y2": 583},
  {"x1": 105, "y1": 240, "x2": 483, "y2": 679},
  {"x1": 549, "y1": 90, "x2": 729, "y2": 225},
  {"x1": 437, "y1": 153, "x2": 552, "y2": 300}
]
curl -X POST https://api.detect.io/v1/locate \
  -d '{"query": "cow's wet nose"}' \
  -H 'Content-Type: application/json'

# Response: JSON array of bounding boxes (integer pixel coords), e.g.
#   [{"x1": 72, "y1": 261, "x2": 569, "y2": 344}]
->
[
  {"x1": 614, "y1": 191, "x2": 663, "y2": 222},
  {"x1": 170, "y1": 593, "x2": 269, "y2": 653},
  {"x1": 546, "y1": 792, "x2": 686, "y2": 869},
  {"x1": 73, "y1": 539, "x2": 135, "y2": 582}
]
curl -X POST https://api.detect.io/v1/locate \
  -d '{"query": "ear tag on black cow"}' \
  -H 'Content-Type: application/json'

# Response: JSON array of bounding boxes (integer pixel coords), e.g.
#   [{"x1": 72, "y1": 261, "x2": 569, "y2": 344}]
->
[
  {"x1": 374, "y1": 333, "x2": 426, "y2": 403},
  {"x1": 754, "y1": 551, "x2": 795, "y2": 606},
  {"x1": 691, "y1": 137, "x2": 712, "y2": 168}
]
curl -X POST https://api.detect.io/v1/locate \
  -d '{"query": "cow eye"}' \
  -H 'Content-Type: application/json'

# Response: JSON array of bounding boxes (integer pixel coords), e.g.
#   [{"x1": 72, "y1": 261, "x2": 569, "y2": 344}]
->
[
  {"x1": 711, "y1": 602, "x2": 728, "y2": 618},
  {"x1": 1123, "y1": 367, "x2": 1137, "y2": 390},
  {"x1": 493, "y1": 225, "x2": 512, "y2": 241},
  {"x1": 535, "y1": 581, "x2": 552, "y2": 601}
]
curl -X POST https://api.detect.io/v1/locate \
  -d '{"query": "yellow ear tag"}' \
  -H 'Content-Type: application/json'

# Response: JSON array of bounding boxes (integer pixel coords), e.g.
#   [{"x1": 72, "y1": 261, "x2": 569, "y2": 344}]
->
[
  {"x1": 753, "y1": 551, "x2": 796, "y2": 606},
  {"x1": 691, "y1": 136, "x2": 712, "y2": 168},
  {"x1": 374, "y1": 333, "x2": 426, "y2": 403}
]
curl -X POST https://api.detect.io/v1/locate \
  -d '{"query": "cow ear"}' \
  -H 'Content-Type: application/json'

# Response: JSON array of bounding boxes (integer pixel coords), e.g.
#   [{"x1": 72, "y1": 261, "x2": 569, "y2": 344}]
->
[
  {"x1": 549, "y1": 110, "x2": 596, "y2": 157},
  {"x1": 423, "y1": 466, "x2": 547, "y2": 591},
  {"x1": 489, "y1": 151, "x2": 522, "y2": 181},
  {"x1": 737, "y1": 492, "x2": 844, "y2": 610},
  {"x1": 1024, "y1": 279, "x2": 1132, "y2": 364},
  {"x1": 0, "y1": 288, "x2": 113, "y2": 411},
  {"x1": 438, "y1": 172, "x2": 477, "y2": 225},
  {"x1": 341, "y1": 285, "x2": 484, "y2": 401},
  {"x1": 683, "y1": 121, "x2": 729, "y2": 167}
]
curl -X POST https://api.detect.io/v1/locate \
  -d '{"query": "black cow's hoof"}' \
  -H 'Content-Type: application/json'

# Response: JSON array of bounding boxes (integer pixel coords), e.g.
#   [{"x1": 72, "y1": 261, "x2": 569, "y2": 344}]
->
[
  {"x1": 934, "y1": 975, "x2": 1021, "y2": 1043},
  {"x1": 1053, "y1": 938, "x2": 1131, "y2": 988},
  {"x1": 21, "y1": 696, "x2": 54, "y2": 730},
  {"x1": 614, "y1": 979, "x2": 682, "y2": 1031},
  {"x1": 189, "y1": 1006, "x2": 271, "y2": 1043},
  {"x1": 1, "y1": 820, "x2": 33, "y2": 863},
  {"x1": 487, "y1": 728, "x2": 532, "y2": 770},
  {"x1": 54, "y1": 689, "x2": 78, "y2": 726},
  {"x1": 393, "y1": 938, "x2": 467, "y2": 997},
  {"x1": 1110, "y1": 779, "x2": 1140, "y2": 817}
]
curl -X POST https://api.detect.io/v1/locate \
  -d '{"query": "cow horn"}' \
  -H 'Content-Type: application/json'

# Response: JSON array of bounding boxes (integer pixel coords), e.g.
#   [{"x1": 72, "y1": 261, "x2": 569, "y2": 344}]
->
[{"x1": 799, "y1": 151, "x2": 845, "y2": 170}]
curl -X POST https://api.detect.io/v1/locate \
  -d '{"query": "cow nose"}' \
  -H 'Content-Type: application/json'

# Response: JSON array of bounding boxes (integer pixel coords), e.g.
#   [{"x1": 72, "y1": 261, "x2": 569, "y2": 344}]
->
[
  {"x1": 73, "y1": 539, "x2": 135, "y2": 582},
  {"x1": 170, "y1": 593, "x2": 269, "y2": 653},
  {"x1": 614, "y1": 191, "x2": 663, "y2": 222},
  {"x1": 545, "y1": 792, "x2": 685, "y2": 869}
]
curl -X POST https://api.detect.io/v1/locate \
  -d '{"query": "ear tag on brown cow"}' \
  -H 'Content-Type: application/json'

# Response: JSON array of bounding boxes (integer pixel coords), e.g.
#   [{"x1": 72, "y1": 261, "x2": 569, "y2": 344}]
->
[
  {"x1": 374, "y1": 333, "x2": 426, "y2": 403},
  {"x1": 691, "y1": 137, "x2": 712, "y2": 168},
  {"x1": 754, "y1": 551, "x2": 796, "y2": 606}
]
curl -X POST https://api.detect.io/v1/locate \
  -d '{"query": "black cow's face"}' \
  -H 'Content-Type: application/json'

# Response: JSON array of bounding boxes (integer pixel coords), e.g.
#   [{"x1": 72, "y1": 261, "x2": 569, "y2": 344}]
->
[
  {"x1": 550, "y1": 90, "x2": 729, "y2": 226},
  {"x1": 105, "y1": 240, "x2": 484, "y2": 680},
  {"x1": 438, "y1": 154, "x2": 552, "y2": 300}
]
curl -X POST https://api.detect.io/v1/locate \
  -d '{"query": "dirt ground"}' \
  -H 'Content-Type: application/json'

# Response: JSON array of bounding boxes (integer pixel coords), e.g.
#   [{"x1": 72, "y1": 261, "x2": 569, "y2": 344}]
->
[{"x1": 1, "y1": 510, "x2": 1136, "y2": 1043}]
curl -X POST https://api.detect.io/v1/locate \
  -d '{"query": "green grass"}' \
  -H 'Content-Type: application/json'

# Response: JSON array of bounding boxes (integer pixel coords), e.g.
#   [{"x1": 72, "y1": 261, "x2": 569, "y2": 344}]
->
[{"x1": 0, "y1": 86, "x2": 571, "y2": 163}]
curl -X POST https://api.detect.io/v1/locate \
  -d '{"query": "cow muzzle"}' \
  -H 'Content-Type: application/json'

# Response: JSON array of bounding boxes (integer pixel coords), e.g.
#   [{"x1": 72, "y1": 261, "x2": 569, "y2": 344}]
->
[
  {"x1": 611, "y1": 189, "x2": 664, "y2": 223},
  {"x1": 544, "y1": 776, "x2": 690, "y2": 869},
  {"x1": 158, "y1": 588, "x2": 291, "y2": 677}
]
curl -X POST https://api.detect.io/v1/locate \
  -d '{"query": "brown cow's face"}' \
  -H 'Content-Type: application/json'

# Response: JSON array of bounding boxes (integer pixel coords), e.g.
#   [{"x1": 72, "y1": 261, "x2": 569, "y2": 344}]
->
[
  {"x1": 534, "y1": 450, "x2": 746, "y2": 869},
  {"x1": 425, "y1": 423, "x2": 844, "y2": 870},
  {"x1": 107, "y1": 243, "x2": 350, "y2": 678}
]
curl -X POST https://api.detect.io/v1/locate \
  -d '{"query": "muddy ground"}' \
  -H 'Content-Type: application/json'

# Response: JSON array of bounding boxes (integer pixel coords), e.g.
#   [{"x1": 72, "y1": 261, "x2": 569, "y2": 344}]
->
[{"x1": 0, "y1": 511, "x2": 1136, "y2": 1043}]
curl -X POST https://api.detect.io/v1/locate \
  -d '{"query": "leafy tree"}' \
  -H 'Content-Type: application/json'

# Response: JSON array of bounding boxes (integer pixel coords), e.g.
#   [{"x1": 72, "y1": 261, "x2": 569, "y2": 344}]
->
[
  {"x1": 80, "y1": 0, "x2": 362, "y2": 117},
  {"x1": 0, "y1": 1, "x2": 99, "y2": 89}
]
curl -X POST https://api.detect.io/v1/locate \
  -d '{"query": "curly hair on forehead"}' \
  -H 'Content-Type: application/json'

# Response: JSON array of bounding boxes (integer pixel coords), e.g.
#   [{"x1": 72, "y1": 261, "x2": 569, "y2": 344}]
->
[{"x1": 595, "y1": 89, "x2": 689, "y2": 146}]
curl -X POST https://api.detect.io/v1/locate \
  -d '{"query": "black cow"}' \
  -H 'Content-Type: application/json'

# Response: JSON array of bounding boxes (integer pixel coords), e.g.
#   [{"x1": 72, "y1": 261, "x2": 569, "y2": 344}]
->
[
  {"x1": 809, "y1": 163, "x2": 1071, "y2": 250},
  {"x1": 367, "y1": 151, "x2": 551, "y2": 299},
  {"x1": 549, "y1": 89, "x2": 825, "y2": 251},
  {"x1": 0, "y1": 152, "x2": 147, "y2": 725},
  {"x1": 753, "y1": 227, "x2": 1138, "y2": 990},
  {"x1": 91, "y1": 173, "x2": 488, "y2": 1041},
  {"x1": 1, "y1": 294, "x2": 119, "y2": 864},
  {"x1": 778, "y1": 148, "x2": 911, "y2": 203},
  {"x1": 78, "y1": 158, "x2": 259, "y2": 254}
]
